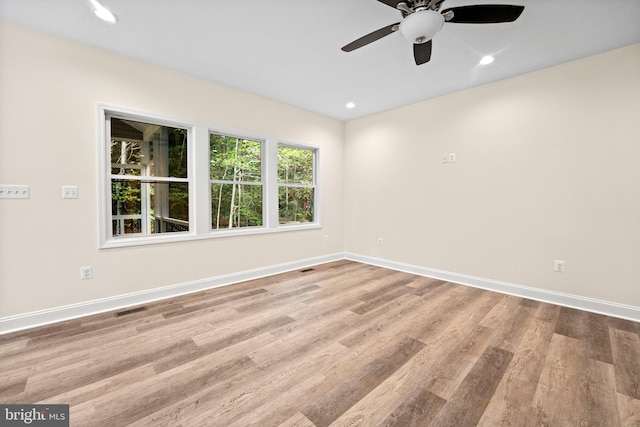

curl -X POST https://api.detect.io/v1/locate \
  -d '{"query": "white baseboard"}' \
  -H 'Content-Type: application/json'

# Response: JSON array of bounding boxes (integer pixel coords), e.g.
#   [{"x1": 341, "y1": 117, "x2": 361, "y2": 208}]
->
[
  {"x1": 345, "y1": 252, "x2": 640, "y2": 323},
  {"x1": 0, "y1": 253, "x2": 344, "y2": 335},
  {"x1": 2, "y1": 251, "x2": 638, "y2": 335}
]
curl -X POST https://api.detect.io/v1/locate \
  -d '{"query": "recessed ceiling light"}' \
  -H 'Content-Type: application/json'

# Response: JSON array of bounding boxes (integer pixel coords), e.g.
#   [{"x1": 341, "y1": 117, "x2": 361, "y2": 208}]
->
[
  {"x1": 89, "y1": 0, "x2": 118, "y2": 24},
  {"x1": 479, "y1": 55, "x2": 494, "y2": 65},
  {"x1": 346, "y1": 102, "x2": 356, "y2": 109}
]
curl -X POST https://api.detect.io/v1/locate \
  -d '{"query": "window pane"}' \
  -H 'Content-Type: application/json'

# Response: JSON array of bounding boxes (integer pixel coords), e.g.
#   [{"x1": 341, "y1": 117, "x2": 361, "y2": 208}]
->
[
  {"x1": 111, "y1": 140, "x2": 143, "y2": 175},
  {"x1": 111, "y1": 179, "x2": 189, "y2": 236},
  {"x1": 279, "y1": 187, "x2": 314, "y2": 224},
  {"x1": 112, "y1": 218, "x2": 142, "y2": 236},
  {"x1": 110, "y1": 118, "x2": 188, "y2": 178},
  {"x1": 167, "y1": 182, "x2": 189, "y2": 223},
  {"x1": 166, "y1": 128, "x2": 188, "y2": 178},
  {"x1": 278, "y1": 146, "x2": 313, "y2": 185},
  {"x1": 111, "y1": 179, "x2": 141, "y2": 216},
  {"x1": 210, "y1": 134, "x2": 261, "y2": 182},
  {"x1": 111, "y1": 179, "x2": 141, "y2": 236},
  {"x1": 212, "y1": 183, "x2": 263, "y2": 229}
]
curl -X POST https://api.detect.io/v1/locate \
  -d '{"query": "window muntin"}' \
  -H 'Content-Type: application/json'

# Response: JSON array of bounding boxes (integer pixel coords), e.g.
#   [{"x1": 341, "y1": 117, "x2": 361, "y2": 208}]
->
[
  {"x1": 109, "y1": 117, "x2": 189, "y2": 237},
  {"x1": 210, "y1": 134, "x2": 263, "y2": 230},
  {"x1": 278, "y1": 145, "x2": 315, "y2": 225}
]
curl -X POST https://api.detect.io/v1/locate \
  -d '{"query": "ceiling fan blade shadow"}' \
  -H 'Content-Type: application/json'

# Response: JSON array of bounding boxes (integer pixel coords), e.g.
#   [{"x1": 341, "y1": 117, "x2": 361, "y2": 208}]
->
[
  {"x1": 443, "y1": 4, "x2": 524, "y2": 23},
  {"x1": 341, "y1": 23, "x2": 400, "y2": 52},
  {"x1": 414, "y1": 40, "x2": 432, "y2": 65}
]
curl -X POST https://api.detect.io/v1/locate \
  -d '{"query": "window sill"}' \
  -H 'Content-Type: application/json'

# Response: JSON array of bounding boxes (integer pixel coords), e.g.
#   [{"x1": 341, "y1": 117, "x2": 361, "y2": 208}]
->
[{"x1": 99, "y1": 223, "x2": 321, "y2": 249}]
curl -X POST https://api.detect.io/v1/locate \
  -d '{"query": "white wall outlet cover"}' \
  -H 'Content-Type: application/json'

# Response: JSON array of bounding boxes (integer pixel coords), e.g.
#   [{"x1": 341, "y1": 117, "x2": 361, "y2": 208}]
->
[
  {"x1": 554, "y1": 260, "x2": 566, "y2": 272},
  {"x1": 80, "y1": 266, "x2": 92, "y2": 280}
]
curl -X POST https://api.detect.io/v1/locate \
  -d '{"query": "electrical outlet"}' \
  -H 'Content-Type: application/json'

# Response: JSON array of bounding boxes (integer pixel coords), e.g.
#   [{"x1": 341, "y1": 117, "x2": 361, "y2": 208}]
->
[
  {"x1": 448, "y1": 152, "x2": 456, "y2": 162},
  {"x1": 554, "y1": 260, "x2": 565, "y2": 273},
  {"x1": 442, "y1": 154, "x2": 449, "y2": 163},
  {"x1": 0, "y1": 185, "x2": 30, "y2": 199},
  {"x1": 62, "y1": 185, "x2": 78, "y2": 199},
  {"x1": 80, "y1": 266, "x2": 93, "y2": 280}
]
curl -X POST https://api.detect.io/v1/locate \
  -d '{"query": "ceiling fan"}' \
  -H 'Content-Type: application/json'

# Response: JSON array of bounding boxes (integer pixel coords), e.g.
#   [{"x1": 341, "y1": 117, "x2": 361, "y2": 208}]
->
[{"x1": 341, "y1": 0, "x2": 524, "y2": 65}]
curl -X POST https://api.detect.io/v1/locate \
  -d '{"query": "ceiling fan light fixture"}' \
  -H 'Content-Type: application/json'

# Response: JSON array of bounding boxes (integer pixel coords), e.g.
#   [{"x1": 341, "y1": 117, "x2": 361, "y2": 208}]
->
[{"x1": 399, "y1": 10, "x2": 444, "y2": 44}]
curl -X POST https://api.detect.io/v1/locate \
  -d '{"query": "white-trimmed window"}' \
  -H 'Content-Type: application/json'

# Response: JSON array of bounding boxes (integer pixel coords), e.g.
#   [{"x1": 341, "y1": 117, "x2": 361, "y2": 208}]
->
[
  {"x1": 98, "y1": 106, "x2": 319, "y2": 248},
  {"x1": 108, "y1": 115, "x2": 190, "y2": 237}
]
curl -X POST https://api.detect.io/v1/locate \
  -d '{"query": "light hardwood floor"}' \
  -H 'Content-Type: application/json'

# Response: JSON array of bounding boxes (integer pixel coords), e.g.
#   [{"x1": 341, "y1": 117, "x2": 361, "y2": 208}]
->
[{"x1": 1, "y1": 260, "x2": 639, "y2": 426}]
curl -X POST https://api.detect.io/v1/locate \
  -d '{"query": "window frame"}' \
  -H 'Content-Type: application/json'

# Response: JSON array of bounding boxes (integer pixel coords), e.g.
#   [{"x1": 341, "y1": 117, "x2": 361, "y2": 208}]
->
[
  {"x1": 209, "y1": 132, "x2": 265, "y2": 231},
  {"x1": 98, "y1": 105, "x2": 320, "y2": 248},
  {"x1": 108, "y1": 119, "x2": 191, "y2": 237},
  {"x1": 277, "y1": 143, "x2": 318, "y2": 227}
]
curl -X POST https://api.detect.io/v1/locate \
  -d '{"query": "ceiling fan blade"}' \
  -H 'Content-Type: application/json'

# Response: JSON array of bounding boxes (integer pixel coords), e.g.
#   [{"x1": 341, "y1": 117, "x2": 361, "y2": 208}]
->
[
  {"x1": 377, "y1": 0, "x2": 403, "y2": 8},
  {"x1": 443, "y1": 5, "x2": 524, "y2": 24},
  {"x1": 414, "y1": 40, "x2": 432, "y2": 65},
  {"x1": 341, "y1": 23, "x2": 400, "y2": 52}
]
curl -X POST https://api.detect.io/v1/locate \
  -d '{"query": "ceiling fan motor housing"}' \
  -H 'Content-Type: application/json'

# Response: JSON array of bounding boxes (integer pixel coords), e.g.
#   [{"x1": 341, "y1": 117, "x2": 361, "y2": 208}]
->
[{"x1": 399, "y1": 9, "x2": 444, "y2": 44}]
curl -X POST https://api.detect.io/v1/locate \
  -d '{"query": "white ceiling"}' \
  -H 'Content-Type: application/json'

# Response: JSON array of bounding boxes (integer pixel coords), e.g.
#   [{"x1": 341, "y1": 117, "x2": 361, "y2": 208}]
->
[{"x1": 1, "y1": 0, "x2": 639, "y2": 121}]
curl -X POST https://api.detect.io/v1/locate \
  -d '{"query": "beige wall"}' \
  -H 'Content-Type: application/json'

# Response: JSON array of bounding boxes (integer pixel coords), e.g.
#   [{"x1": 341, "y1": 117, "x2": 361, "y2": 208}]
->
[
  {"x1": 0, "y1": 21, "x2": 345, "y2": 317},
  {"x1": 345, "y1": 43, "x2": 640, "y2": 307},
  {"x1": 1, "y1": 18, "x2": 639, "y2": 321}
]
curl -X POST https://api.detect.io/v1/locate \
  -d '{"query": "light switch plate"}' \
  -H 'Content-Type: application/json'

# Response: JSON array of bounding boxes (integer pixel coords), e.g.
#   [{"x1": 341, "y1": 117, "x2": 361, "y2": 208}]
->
[
  {"x1": 0, "y1": 185, "x2": 30, "y2": 199},
  {"x1": 62, "y1": 186, "x2": 78, "y2": 199}
]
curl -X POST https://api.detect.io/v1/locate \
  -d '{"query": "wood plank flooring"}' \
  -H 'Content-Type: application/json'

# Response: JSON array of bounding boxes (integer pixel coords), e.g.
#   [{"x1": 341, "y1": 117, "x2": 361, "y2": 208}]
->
[{"x1": 1, "y1": 260, "x2": 639, "y2": 426}]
